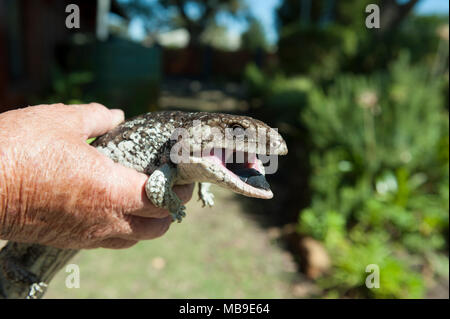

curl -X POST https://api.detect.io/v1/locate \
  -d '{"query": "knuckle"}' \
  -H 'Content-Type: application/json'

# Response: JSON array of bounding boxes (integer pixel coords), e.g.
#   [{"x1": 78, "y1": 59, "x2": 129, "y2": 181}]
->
[
  {"x1": 84, "y1": 220, "x2": 124, "y2": 242},
  {"x1": 77, "y1": 102, "x2": 109, "y2": 118},
  {"x1": 88, "y1": 102, "x2": 109, "y2": 113}
]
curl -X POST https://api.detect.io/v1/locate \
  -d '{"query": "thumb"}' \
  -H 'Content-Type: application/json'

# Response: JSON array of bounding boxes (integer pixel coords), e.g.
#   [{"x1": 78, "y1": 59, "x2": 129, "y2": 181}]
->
[{"x1": 102, "y1": 159, "x2": 152, "y2": 213}]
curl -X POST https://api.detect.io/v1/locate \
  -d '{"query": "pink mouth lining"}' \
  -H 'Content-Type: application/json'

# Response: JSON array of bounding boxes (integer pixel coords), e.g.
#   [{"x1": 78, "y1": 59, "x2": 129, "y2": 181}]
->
[{"x1": 204, "y1": 148, "x2": 264, "y2": 174}]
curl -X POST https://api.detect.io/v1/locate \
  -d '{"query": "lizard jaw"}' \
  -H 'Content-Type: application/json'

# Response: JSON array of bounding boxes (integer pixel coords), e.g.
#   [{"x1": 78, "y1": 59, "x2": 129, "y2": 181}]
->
[{"x1": 178, "y1": 148, "x2": 275, "y2": 199}]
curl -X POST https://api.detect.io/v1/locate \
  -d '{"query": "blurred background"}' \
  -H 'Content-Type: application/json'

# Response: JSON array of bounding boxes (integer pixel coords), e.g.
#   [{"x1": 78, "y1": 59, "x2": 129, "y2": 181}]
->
[{"x1": 0, "y1": 0, "x2": 448, "y2": 298}]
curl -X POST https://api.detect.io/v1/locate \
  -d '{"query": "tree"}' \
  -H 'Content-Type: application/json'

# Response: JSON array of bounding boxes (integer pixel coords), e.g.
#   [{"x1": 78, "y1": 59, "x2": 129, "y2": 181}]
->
[
  {"x1": 276, "y1": 0, "x2": 419, "y2": 32},
  {"x1": 379, "y1": 0, "x2": 420, "y2": 35},
  {"x1": 241, "y1": 17, "x2": 268, "y2": 51},
  {"x1": 200, "y1": 23, "x2": 232, "y2": 50},
  {"x1": 275, "y1": 0, "x2": 421, "y2": 77},
  {"x1": 120, "y1": 0, "x2": 244, "y2": 47}
]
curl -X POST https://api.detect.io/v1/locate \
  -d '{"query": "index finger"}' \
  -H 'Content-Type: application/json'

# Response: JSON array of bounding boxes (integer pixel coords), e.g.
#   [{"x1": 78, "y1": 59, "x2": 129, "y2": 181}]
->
[{"x1": 73, "y1": 103, "x2": 125, "y2": 138}]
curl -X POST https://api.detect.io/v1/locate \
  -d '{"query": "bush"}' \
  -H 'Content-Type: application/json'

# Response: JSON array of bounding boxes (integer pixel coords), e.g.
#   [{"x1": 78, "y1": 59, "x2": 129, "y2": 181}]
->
[
  {"x1": 244, "y1": 63, "x2": 313, "y2": 128},
  {"x1": 244, "y1": 53, "x2": 448, "y2": 298},
  {"x1": 298, "y1": 54, "x2": 449, "y2": 298}
]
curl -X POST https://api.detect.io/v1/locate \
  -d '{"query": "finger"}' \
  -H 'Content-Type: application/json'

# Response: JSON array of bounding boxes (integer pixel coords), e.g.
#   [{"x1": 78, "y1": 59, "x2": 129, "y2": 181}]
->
[
  {"x1": 74, "y1": 103, "x2": 124, "y2": 138},
  {"x1": 126, "y1": 184, "x2": 195, "y2": 218},
  {"x1": 119, "y1": 215, "x2": 172, "y2": 241},
  {"x1": 97, "y1": 238, "x2": 138, "y2": 249},
  {"x1": 175, "y1": 184, "x2": 195, "y2": 203}
]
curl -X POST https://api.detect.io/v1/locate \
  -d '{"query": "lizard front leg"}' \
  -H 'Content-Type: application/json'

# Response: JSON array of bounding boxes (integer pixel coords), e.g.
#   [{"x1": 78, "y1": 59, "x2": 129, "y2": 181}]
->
[
  {"x1": 198, "y1": 182, "x2": 215, "y2": 207},
  {"x1": 145, "y1": 164, "x2": 186, "y2": 222}
]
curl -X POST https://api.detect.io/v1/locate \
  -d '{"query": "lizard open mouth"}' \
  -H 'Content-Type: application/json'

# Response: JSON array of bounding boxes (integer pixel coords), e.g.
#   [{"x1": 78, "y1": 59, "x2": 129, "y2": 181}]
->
[
  {"x1": 198, "y1": 148, "x2": 273, "y2": 199},
  {"x1": 181, "y1": 142, "x2": 286, "y2": 200},
  {"x1": 223, "y1": 152, "x2": 270, "y2": 191}
]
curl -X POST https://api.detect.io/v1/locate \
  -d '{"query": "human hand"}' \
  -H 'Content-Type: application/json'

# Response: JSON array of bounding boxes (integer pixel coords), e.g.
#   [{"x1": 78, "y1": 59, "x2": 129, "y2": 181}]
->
[{"x1": 0, "y1": 103, "x2": 194, "y2": 249}]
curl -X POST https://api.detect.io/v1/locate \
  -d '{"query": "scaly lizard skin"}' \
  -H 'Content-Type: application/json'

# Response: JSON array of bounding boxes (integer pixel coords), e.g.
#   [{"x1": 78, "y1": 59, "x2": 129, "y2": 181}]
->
[{"x1": 0, "y1": 111, "x2": 287, "y2": 298}]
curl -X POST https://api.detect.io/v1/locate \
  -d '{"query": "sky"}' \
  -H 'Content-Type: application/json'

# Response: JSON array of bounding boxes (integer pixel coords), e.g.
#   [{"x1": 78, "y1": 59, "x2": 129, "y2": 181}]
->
[
  {"x1": 128, "y1": 0, "x2": 450, "y2": 44},
  {"x1": 413, "y1": 0, "x2": 449, "y2": 14}
]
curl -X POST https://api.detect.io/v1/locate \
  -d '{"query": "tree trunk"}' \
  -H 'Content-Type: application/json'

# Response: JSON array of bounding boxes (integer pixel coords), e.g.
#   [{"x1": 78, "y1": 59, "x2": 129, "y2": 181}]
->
[
  {"x1": 187, "y1": 24, "x2": 204, "y2": 48},
  {"x1": 379, "y1": 0, "x2": 419, "y2": 35}
]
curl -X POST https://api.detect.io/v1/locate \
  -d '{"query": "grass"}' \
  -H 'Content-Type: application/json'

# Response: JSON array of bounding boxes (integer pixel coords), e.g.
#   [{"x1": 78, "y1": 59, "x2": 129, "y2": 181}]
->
[{"x1": 44, "y1": 185, "x2": 301, "y2": 298}]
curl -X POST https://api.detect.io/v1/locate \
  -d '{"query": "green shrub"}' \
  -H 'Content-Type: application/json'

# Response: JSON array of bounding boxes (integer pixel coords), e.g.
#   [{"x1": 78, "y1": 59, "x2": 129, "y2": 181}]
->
[
  {"x1": 244, "y1": 63, "x2": 313, "y2": 129},
  {"x1": 297, "y1": 54, "x2": 449, "y2": 298},
  {"x1": 31, "y1": 67, "x2": 94, "y2": 105}
]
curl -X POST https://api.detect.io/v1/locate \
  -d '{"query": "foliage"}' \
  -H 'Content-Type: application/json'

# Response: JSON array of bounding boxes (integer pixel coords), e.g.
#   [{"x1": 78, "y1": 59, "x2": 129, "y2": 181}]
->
[
  {"x1": 119, "y1": 0, "x2": 244, "y2": 47},
  {"x1": 276, "y1": 0, "x2": 372, "y2": 77},
  {"x1": 32, "y1": 67, "x2": 93, "y2": 105},
  {"x1": 200, "y1": 23, "x2": 233, "y2": 50},
  {"x1": 241, "y1": 18, "x2": 268, "y2": 51},
  {"x1": 245, "y1": 48, "x2": 449, "y2": 298},
  {"x1": 241, "y1": 1, "x2": 447, "y2": 298},
  {"x1": 297, "y1": 55, "x2": 449, "y2": 298},
  {"x1": 244, "y1": 63, "x2": 313, "y2": 126},
  {"x1": 275, "y1": 0, "x2": 445, "y2": 78}
]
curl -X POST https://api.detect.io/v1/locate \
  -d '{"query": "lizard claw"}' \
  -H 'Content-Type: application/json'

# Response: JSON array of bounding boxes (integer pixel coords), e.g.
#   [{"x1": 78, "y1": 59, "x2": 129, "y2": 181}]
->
[
  {"x1": 171, "y1": 205, "x2": 186, "y2": 223},
  {"x1": 200, "y1": 193, "x2": 214, "y2": 207},
  {"x1": 27, "y1": 282, "x2": 48, "y2": 299},
  {"x1": 198, "y1": 183, "x2": 215, "y2": 208}
]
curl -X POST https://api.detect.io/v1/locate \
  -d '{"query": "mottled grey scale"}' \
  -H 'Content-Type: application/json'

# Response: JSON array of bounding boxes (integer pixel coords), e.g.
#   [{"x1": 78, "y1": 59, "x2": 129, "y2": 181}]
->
[
  {"x1": 93, "y1": 112, "x2": 178, "y2": 173},
  {"x1": 143, "y1": 139, "x2": 177, "y2": 175}
]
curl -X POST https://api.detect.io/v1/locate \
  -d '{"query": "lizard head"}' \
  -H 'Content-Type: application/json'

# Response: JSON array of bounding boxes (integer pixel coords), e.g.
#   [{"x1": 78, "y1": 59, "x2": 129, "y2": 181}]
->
[{"x1": 173, "y1": 112, "x2": 288, "y2": 199}]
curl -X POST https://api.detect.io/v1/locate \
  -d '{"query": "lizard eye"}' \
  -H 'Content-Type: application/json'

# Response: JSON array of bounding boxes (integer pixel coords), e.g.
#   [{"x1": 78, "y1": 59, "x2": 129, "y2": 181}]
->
[{"x1": 231, "y1": 124, "x2": 245, "y2": 136}]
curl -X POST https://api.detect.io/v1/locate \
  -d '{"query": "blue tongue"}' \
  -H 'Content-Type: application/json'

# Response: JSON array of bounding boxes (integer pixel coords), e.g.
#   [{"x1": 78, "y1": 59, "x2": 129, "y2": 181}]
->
[{"x1": 232, "y1": 168, "x2": 271, "y2": 191}]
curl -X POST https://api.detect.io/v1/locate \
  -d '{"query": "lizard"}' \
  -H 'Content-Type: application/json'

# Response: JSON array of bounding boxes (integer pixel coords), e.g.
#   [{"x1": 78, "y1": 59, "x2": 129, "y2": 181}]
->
[
  {"x1": 93, "y1": 111, "x2": 288, "y2": 222},
  {"x1": 0, "y1": 110, "x2": 287, "y2": 298}
]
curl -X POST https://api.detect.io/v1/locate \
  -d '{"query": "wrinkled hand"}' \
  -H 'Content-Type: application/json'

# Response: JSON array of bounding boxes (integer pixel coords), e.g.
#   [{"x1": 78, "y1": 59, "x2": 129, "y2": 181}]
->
[{"x1": 0, "y1": 103, "x2": 194, "y2": 249}]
